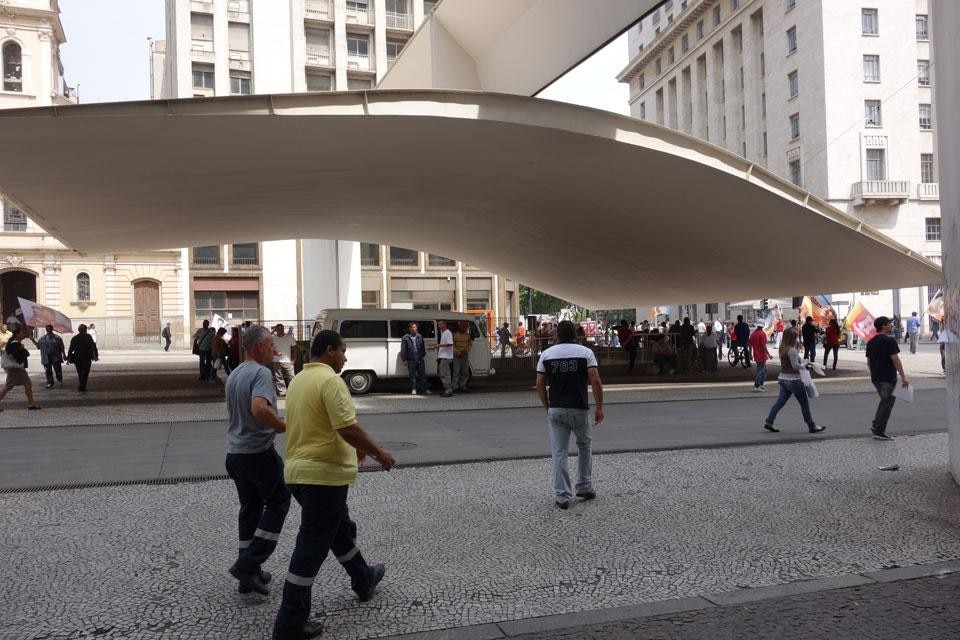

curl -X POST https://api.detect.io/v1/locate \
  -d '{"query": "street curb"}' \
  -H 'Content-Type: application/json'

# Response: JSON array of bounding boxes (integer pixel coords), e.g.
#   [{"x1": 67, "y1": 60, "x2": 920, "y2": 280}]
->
[{"x1": 370, "y1": 560, "x2": 960, "y2": 639}]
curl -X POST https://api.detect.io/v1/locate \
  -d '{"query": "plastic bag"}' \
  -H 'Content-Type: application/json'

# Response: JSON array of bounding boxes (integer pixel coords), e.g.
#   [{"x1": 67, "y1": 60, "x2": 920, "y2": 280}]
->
[{"x1": 799, "y1": 367, "x2": 819, "y2": 398}]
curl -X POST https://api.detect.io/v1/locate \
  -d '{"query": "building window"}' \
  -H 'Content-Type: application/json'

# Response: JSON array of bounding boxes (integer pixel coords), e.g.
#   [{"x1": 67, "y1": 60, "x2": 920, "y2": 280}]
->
[
  {"x1": 918, "y1": 60, "x2": 930, "y2": 86},
  {"x1": 638, "y1": 73, "x2": 645, "y2": 89},
  {"x1": 667, "y1": 46, "x2": 675, "y2": 65},
  {"x1": 76, "y1": 273, "x2": 91, "y2": 302},
  {"x1": 762, "y1": 131, "x2": 768, "y2": 156},
  {"x1": 360, "y1": 243, "x2": 380, "y2": 267},
  {"x1": 229, "y1": 71, "x2": 251, "y2": 95},
  {"x1": 789, "y1": 159, "x2": 801, "y2": 186},
  {"x1": 389, "y1": 246, "x2": 419, "y2": 267},
  {"x1": 741, "y1": 104, "x2": 745, "y2": 128},
  {"x1": 347, "y1": 76, "x2": 373, "y2": 90},
  {"x1": 789, "y1": 113, "x2": 800, "y2": 140},
  {"x1": 386, "y1": 38, "x2": 406, "y2": 65},
  {"x1": 861, "y1": 8, "x2": 878, "y2": 35},
  {"x1": 697, "y1": 20, "x2": 704, "y2": 40},
  {"x1": 306, "y1": 72, "x2": 333, "y2": 91},
  {"x1": 193, "y1": 245, "x2": 220, "y2": 265},
  {"x1": 305, "y1": 27, "x2": 332, "y2": 65},
  {"x1": 346, "y1": 34, "x2": 370, "y2": 69},
  {"x1": 732, "y1": 0, "x2": 740, "y2": 9},
  {"x1": 639, "y1": 102, "x2": 646, "y2": 119},
  {"x1": 863, "y1": 55, "x2": 880, "y2": 82},
  {"x1": 785, "y1": 0, "x2": 796, "y2": 11},
  {"x1": 361, "y1": 290, "x2": 380, "y2": 309},
  {"x1": 194, "y1": 290, "x2": 259, "y2": 325},
  {"x1": 655, "y1": 58, "x2": 662, "y2": 76},
  {"x1": 2, "y1": 201, "x2": 26, "y2": 232},
  {"x1": 232, "y1": 243, "x2": 258, "y2": 265},
  {"x1": 866, "y1": 148, "x2": 885, "y2": 180},
  {"x1": 916, "y1": 14, "x2": 929, "y2": 41},
  {"x1": 926, "y1": 218, "x2": 941, "y2": 241},
  {"x1": 919, "y1": 103, "x2": 932, "y2": 129},
  {"x1": 423, "y1": 0, "x2": 437, "y2": 14},
  {"x1": 713, "y1": 5, "x2": 721, "y2": 25},
  {"x1": 761, "y1": 92, "x2": 766, "y2": 116},
  {"x1": 864, "y1": 99, "x2": 882, "y2": 126},
  {"x1": 428, "y1": 254, "x2": 456, "y2": 267},
  {"x1": 2, "y1": 42, "x2": 22, "y2": 92},
  {"x1": 681, "y1": 33, "x2": 689, "y2": 53},
  {"x1": 192, "y1": 64, "x2": 215, "y2": 89},
  {"x1": 786, "y1": 26, "x2": 797, "y2": 53},
  {"x1": 760, "y1": 52, "x2": 765, "y2": 77},
  {"x1": 921, "y1": 153, "x2": 935, "y2": 184},
  {"x1": 788, "y1": 70, "x2": 799, "y2": 98}
]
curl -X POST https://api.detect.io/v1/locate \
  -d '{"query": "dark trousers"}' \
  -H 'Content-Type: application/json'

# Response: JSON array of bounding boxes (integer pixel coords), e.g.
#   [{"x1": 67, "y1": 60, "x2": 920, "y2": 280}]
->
[
  {"x1": 872, "y1": 381, "x2": 897, "y2": 435},
  {"x1": 225, "y1": 449, "x2": 291, "y2": 575},
  {"x1": 624, "y1": 345, "x2": 637, "y2": 373},
  {"x1": 44, "y1": 361, "x2": 63, "y2": 385},
  {"x1": 941, "y1": 343, "x2": 946, "y2": 371},
  {"x1": 74, "y1": 360, "x2": 92, "y2": 391},
  {"x1": 163, "y1": 336, "x2": 171, "y2": 351},
  {"x1": 198, "y1": 349, "x2": 213, "y2": 380},
  {"x1": 275, "y1": 484, "x2": 374, "y2": 633},
  {"x1": 803, "y1": 342, "x2": 816, "y2": 361},
  {"x1": 823, "y1": 345, "x2": 839, "y2": 369},
  {"x1": 406, "y1": 360, "x2": 427, "y2": 393},
  {"x1": 654, "y1": 354, "x2": 675, "y2": 373}
]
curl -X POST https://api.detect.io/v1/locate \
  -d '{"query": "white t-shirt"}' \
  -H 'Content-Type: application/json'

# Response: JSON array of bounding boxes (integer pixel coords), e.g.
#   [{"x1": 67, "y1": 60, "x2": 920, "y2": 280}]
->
[
  {"x1": 438, "y1": 329, "x2": 454, "y2": 359},
  {"x1": 273, "y1": 333, "x2": 297, "y2": 363}
]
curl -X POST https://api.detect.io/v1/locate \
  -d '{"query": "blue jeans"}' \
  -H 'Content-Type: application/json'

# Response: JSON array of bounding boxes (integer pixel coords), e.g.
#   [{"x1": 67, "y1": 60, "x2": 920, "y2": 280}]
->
[
  {"x1": 765, "y1": 379, "x2": 816, "y2": 430},
  {"x1": 754, "y1": 361, "x2": 767, "y2": 388},
  {"x1": 872, "y1": 381, "x2": 897, "y2": 435},
  {"x1": 547, "y1": 407, "x2": 593, "y2": 502},
  {"x1": 406, "y1": 360, "x2": 427, "y2": 392}
]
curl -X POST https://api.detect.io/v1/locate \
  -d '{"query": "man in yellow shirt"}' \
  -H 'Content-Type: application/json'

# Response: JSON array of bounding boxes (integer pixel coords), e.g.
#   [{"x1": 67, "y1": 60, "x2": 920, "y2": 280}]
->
[{"x1": 272, "y1": 330, "x2": 396, "y2": 640}]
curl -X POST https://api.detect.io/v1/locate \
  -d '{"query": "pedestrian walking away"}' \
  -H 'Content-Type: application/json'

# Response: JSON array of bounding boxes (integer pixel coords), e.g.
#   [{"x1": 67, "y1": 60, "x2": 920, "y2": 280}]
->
[
  {"x1": 866, "y1": 316, "x2": 909, "y2": 440},
  {"x1": 536, "y1": 320, "x2": 604, "y2": 510},
  {"x1": 734, "y1": 315, "x2": 751, "y2": 366},
  {"x1": 67, "y1": 324, "x2": 99, "y2": 392},
  {"x1": 939, "y1": 317, "x2": 955, "y2": 373},
  {"x1": 271, "y1": 324, "x2": 299, "y2": 397},
  {"x1": 433, "y1": 320, "x2": 455, "y2": 396},
  {"x1": 37, "y1": 324, "x2": 66, "y2": 388},
  {"x1": 400, "y1": 322, "x2": 429, "y2": 395},
  {"x1": 617, "y1": 319, "x2": 637, "y2": 374},
  {"x1": 713, "y1": 318, "x2": 724, "y2": 359},
  {"x1": 272, "y1": 330, "x2": 396, "y2": 640},
  {"x1": 749, "y1": 322, "x2": 771, "y2": 391},
  {"x1": 496, "y1": 322, "x2": 513, "y2": 358},
  {"x1": 701, "y1": 325, "x2": 718, "y2": 372},
  {"x1": 823, "y1": 318, "x2": 841, "y2": 369},
  {"x1": 906, "y1": 311, "x2": 921, "y2": 354},
  {"x1": 193, "y1": 320, "x2": 216, "y2": 381},
  {"x1": 224, "y1": 324, "x2": 290, "y2": 597},
  {"x1": 0, "y1": 325, "x2": 41, "y2": 410},
  {"x1": 801, "y1": 316, "x2": 819, "y2": 362},
  {"x1": 162, "y1": 322, "x2": 172, "y2": 352},
  {"x1": 763, "y1": 329, "x2": 825, "y2": 434}
]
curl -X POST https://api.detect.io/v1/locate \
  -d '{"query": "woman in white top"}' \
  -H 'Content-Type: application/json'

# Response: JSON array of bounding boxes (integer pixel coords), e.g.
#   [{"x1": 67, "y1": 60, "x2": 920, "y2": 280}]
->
[{"x1": 763, "y1": 329, "x2": 825, "y2": 434}]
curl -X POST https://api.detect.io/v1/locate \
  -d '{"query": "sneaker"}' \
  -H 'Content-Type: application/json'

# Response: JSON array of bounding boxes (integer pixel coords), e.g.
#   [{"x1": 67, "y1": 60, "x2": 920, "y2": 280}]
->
[
  {"x1": 873, "y1": 433, "x2": 894, "y2": 441},
  {"x1": 809, "y1": 425, "x2": 826, "y2": 433},
  {"x1": 555, "y1": 501, "x2": 570, "y2": 510},
  {"x1": 759, "y1": 385, "x2": 767, "y2": 392},
  {"x1": 576, "y1": 490, "x2": 597, "y2": 500},
  {"x1": 355, "y1": 563, "x2": 385, "y2": 602},
  {"x1": 45, "y1": 384, "x2": 53, "y2": 389},
  {"x1": 763, "y1": 422, "x2": 780, "y2": 433},
  {"x1": 752, "y1": 387, "x2": 762, "y2": 393},
  {"x1": 410, "y1": 390, "x2": 417, "y2": 395}
]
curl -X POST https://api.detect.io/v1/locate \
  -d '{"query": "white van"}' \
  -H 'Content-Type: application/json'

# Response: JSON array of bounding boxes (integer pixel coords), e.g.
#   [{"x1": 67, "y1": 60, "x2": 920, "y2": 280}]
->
[{"x1": 311, "y1": 309, "x2": 494, "y2": 394}]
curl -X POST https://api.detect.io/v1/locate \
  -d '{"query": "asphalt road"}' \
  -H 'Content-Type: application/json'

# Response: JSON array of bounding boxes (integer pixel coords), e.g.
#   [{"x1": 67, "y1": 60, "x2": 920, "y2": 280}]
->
[{"x1": 0, "y1": 388, "x2": 946, "y2": 490}]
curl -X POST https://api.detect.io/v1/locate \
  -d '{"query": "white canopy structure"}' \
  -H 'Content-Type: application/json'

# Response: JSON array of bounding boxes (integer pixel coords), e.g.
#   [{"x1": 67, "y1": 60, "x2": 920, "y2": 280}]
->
[{"x1": 0, "y1": 91, "x2": 939, "y2": 309}]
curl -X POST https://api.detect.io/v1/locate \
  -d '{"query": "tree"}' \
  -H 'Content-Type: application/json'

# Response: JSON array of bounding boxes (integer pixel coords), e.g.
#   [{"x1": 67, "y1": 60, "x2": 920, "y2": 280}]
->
[{"x1": 519, "y1": 284, "x2": 574, "y2": 317}]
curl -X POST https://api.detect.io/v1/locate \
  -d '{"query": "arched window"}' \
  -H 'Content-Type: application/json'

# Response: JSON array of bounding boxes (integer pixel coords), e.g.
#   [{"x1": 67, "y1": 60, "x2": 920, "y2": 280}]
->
[
  {"x1": 3, "y1": 42, "x2": 22, "y2": 92},
  {"x1": 76, "y1": 272, "x2": 91, "y2": 302}
]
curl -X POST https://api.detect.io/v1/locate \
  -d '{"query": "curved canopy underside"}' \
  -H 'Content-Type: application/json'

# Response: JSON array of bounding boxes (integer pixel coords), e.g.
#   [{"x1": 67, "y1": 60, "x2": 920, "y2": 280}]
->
[{"x1": 0, "y1": 91, "x2": 940, "y2": 309}]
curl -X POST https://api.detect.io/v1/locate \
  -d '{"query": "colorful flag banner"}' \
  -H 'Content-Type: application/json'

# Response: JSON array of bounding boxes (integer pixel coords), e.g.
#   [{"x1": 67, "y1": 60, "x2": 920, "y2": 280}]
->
[
  {"x1": 17, "y1": 297, "x2": 73, "y2": 333},
  {"x1": 799, "y1": 295, "x2": 836, "y2": 326},
  {"x1": 846, "y1": 300, "x2": 878, "y2": 342},
  {"x1": 927, "y1": 289, "x2": 944, "y2": 322}
]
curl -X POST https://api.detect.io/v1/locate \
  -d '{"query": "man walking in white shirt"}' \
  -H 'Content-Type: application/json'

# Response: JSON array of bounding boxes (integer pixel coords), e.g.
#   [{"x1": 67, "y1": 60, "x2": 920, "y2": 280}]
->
[{"x1": 271, "y1": 324, "x2": 299, "y2": 397}]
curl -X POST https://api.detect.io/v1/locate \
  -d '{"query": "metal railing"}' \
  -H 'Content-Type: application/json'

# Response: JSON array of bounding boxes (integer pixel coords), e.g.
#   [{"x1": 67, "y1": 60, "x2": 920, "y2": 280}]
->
[
  {"x1": 385, "y1": 11, "x2": 413, "y2": 29},
  {"x1": 231, "y1": 257, "x2": 259, "y2": 265},
  {"x1": 193, "y1": 256, "x2": 220, "y2": 265},
  {"x1": 347, "y1": 53, "x2": 372, "y2": 70},
  {"x1": 306, "y1": 46, "x2": 333, "y2": 66},
  {"x1": 346, "y1": 8, "x2": 373, "y2": 25},
  {"x1": 305, "y1": 0, "x2": 333, "y2": 20}
]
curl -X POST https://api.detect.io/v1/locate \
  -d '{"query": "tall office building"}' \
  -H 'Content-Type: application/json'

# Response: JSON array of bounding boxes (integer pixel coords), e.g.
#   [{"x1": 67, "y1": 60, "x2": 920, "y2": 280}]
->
[
  {"x1": 618, "y1": 0, "x2": 940, "y2": 323},
  {"x1": 0, "y1": 1, "x2": 183, "y2": 347},
  {"x1": 159, "y1": 0, "x2": 519, "y2": 331}
]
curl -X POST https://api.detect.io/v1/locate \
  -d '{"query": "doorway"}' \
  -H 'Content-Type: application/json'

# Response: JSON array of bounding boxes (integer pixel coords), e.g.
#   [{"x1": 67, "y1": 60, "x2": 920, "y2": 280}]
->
[
  {"x1": 0, "y1": 269, "x2": 37, "y2": 324},
  {"x1": 133, "y1": 280, "x2": 161, "y2": 341}
]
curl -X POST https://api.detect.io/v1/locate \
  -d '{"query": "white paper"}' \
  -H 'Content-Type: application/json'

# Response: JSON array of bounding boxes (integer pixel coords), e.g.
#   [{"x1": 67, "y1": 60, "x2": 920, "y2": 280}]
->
[{"x1": 893, "y1": 381, "x2": 914, "y2": 404}]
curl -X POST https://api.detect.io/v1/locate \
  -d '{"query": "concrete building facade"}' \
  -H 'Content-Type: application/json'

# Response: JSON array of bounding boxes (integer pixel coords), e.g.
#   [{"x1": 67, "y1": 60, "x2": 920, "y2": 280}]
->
[
  {"x1": 158, "y1": 0, "x2": 518, "y2": 330},
  {"x1": 619, "y1": 0, "x2": 941, "y2": 326},
  {"x1": 0, "y1": 1, "x2": 184, "y2": 348}
]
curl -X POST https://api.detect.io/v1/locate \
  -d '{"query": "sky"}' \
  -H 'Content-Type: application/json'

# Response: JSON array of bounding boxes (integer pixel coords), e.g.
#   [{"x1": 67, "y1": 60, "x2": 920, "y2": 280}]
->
[{"x1": 57, "y1": 0, "x2": 630, "y2": 113}]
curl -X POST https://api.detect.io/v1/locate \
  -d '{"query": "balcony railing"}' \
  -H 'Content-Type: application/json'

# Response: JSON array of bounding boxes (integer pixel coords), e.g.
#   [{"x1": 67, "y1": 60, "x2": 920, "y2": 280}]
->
[
  {"x1": 192, "y1": 39, "x2": 215, "y2": 62},
  {"x1": 191, "y1": 0, "x2": 214, "y2": 13},
  {"x1": 346, "y1": 7, "x2": 373, "y2": 25},
  {"x1": 918, "y1": 182, "x2": 940, "y2": 200},
  {"x1": 852, "y1": 180, "x2": 910, "y2": 206},
  {"x1": 347, "y1": 53, "x2": 371, "y2": 71},
  {"x1": 227, "y1": 0, "x2": 250, "y2": 17},
  {"x1": 385, "y1": 11, "x2": 413, "y2": 29},
  {"x1": 305, "y1": 0, "x2": 333, "y2": 21},
  {"x1": 232, "y1": 256, "x2": 259, "y2": 265},
  {"x1": 306, "y1": 46, "x2": 333, "y2": 66},
  {"x1": 360, "y1": 257, "x2": 380, "y2": 267},
  {"x1": 193, "y1": 256, "x2": 220, "y2": 265}
]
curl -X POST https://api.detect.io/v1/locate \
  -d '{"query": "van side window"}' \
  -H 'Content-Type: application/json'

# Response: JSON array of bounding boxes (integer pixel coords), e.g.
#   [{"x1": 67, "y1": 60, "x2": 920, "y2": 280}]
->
[
  {"x1": 389, "y1": 320, "x2": 436, "y2": 339},
  {"x1": 339, "y1": 320, "x2": 388, "y2": 339}
]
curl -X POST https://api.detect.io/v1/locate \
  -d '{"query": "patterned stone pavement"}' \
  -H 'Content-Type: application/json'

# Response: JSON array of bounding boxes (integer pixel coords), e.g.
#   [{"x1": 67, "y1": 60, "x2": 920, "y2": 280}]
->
[{"x1": 3, "y1": 433, "x2": 960, "y2": 639}]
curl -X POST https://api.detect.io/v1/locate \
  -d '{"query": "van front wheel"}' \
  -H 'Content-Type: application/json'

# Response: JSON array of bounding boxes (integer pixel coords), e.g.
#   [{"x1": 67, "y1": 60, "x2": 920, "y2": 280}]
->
[{"x1": 343, "y1": 371, "x2": 375, "y2": 395}]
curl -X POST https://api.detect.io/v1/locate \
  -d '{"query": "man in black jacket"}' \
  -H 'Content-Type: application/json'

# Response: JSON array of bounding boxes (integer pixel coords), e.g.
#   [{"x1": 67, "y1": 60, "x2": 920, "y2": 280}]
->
[
  {"x1": 801, "y1": 316, "x2": 820, "y2": 361},
  {"x1": 67, "y1": 323, "x2": 99, "y2": 392},
  {"x1": 400, "y1": 322, "x2": 429, "y2": 395}
]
